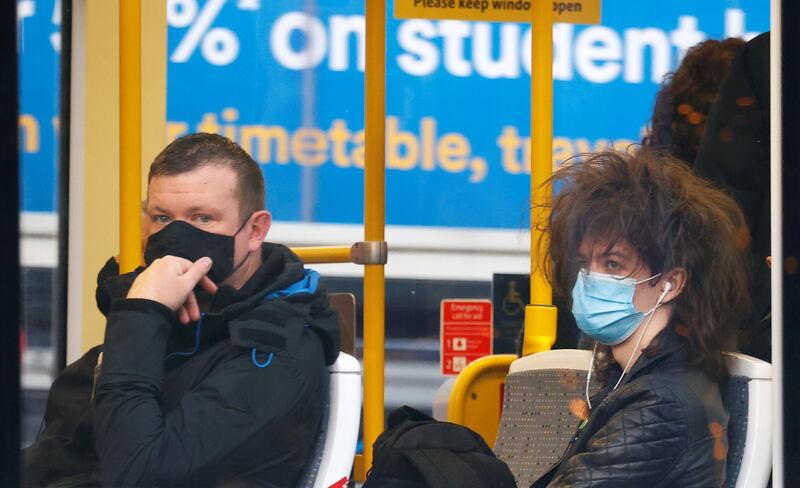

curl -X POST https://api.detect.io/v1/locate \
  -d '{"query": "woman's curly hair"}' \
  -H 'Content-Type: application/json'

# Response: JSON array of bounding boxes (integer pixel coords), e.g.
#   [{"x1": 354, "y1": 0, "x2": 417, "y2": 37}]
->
[
  {"x1": 642, "y1": 38, "x2": 745, "y2": 165},
  {"x1": 539, "y1": 149, "x2": 750, "y2": 381}
]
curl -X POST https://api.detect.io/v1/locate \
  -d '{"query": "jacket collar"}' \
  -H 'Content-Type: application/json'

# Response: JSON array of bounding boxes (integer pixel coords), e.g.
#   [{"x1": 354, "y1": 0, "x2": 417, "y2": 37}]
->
[
  {"x1": 602, "y1": 324, "x2": 688, "y2": 390},
  {"x1": 206, "y1": 242, "x2": 306, "y2": 315},
  {"x1": 164, "y1": 243, "x2": 307, "y2": 360},
  {"x1": 628, "y1": 323, "x2": 687, "y2": 376}
]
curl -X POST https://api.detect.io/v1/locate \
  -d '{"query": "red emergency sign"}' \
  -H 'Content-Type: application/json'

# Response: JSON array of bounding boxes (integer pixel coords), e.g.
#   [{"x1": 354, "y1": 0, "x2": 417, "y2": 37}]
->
[{"x1": 440, "y1": 299, "x2": 493, "y2": 376}]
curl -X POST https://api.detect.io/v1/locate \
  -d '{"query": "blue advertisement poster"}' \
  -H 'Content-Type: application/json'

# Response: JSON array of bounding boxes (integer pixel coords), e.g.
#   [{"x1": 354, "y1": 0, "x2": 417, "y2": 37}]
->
[
  {"x1": 17, "y1": 0, "x2": 61, "y2": 214},
  {"x1": 18, "y1": 0, "x2": 769, "y2": 229}
]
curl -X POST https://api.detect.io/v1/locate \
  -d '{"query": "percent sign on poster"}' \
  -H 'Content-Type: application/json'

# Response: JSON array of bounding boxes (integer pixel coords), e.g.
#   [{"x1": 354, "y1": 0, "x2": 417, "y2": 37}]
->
[{"x1": 167, "y1": 0, "x2": 259, "y2": 66}]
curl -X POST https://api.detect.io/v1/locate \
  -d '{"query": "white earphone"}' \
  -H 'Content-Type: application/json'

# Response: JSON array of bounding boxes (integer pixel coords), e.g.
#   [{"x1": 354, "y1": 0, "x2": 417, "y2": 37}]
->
[
  {"x1": 585, "y1": 279, "x2": 676, "y2": 410},
  {"x1": 657, "y1": 281, "x2": 673, "y2": 304}
]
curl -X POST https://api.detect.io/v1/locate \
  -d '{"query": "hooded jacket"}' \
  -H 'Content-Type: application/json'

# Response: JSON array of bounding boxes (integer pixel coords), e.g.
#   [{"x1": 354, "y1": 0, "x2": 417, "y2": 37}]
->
[
  {"x1": 23, "y1": 243, "x2": 340, "y2": 488},
  {"x1": 531, "y1": 326, "x2": 729, "y2": 488}
]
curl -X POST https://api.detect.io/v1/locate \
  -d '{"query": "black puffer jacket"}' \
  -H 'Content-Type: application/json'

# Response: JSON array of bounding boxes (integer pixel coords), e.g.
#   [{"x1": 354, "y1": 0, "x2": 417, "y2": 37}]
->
[
  {"x1": 532, "y1": 326, "x2": 728, "y2": 488},
  {"x1": 23, "y1": 243, "x2": 340, "y2": 488}
]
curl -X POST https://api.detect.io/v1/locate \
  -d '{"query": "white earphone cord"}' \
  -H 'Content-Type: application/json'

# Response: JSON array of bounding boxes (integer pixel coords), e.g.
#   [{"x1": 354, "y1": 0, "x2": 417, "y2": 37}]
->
[{"x1": 584, "y1": 284, "x2": 671, "y2": 411}]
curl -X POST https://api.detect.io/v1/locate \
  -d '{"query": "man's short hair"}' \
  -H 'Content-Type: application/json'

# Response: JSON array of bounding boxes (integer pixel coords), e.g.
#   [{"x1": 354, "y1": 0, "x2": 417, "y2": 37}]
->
[{"x1": 148, "y1": 133, "x2": 265, "y2": 221}]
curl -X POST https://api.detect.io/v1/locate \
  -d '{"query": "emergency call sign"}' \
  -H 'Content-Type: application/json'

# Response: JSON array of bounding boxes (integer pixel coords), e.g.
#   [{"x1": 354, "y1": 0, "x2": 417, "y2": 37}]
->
[{"x1": 440, "y1": 300, "x2": 493, "y2": 376}]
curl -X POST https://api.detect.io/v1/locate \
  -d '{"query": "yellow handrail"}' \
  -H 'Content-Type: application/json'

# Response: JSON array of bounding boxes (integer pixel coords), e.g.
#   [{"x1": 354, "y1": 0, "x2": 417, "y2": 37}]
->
[
  {"x1": 291, "y1": 246, "x2": 353, "y2": 264},
  {"x1": 362, "y1": 0, "x2": 387, "y2": 476},
  {"x1": 447, "y1": 354, "x2": 517, "y2": 446},
  {"x1": 119, "y1": 0, "x2": 142, "y2": 273},
  {"x1": 523, "y1": 0, "x2": 558, "y2": 356}
]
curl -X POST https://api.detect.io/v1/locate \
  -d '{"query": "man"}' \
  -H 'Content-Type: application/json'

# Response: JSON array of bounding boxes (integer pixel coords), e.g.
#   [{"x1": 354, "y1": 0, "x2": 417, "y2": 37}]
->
[{"x1": 23, "y1": 133, "x2": 340, "y2": 487}]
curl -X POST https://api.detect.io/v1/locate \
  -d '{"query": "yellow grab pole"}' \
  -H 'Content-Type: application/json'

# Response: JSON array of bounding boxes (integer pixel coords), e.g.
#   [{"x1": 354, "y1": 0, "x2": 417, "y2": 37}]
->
[
  {"x1": 291, "y1": 246, "x2": 353, "y2": 264},
  {"x1": 362, "y1": 0, "x2": 386, "y2": 476},
  {"x1": 119, "y1": 0, "x2": 142, "y2": 273},
  {"x1": 523, "y1": 0, "x2": 558, "y2": 356}
]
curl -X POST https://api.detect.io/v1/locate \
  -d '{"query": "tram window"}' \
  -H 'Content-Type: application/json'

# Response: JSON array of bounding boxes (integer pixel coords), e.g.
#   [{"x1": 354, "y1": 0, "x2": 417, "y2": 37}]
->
[
  {"x1": 18, "y1": 0, "x2": 64, "y2": 447},
  {"x1": 322, "y1": 277, "x2": 491, "y2": 415},
  {"x1": 11, "y1": 0, "x2": 787, "y2": 483},
  {"x1": 162, "y1": 0, "x2": 770, "y2": 419},
  {"x1": 20, "y1": 268, "x2": 57, "y2": 446}
]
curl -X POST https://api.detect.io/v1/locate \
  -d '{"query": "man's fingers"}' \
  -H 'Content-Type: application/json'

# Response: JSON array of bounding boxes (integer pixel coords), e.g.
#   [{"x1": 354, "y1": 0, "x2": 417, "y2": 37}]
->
[
  {"x1": 178, "y1": 305, "x2": 190, "y2": 325},
  {"x1": 179, "y1": 257, "x2": 213, "y2": 287},
  {"x1": 127, "y1": 255, "x2": 215, "y2": 313},
  {"x1": 184, "y1": 291, "x2": 201, "y2": 322},
  {"x1": 198, "y1": 275, "x2": 218, "y2": 294}
]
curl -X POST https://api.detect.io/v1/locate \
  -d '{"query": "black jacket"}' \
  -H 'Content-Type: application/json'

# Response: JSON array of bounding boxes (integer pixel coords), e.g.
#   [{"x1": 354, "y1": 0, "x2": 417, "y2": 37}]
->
[
  {"x1": 694, "y1": 32, "x2": 773, "y2": 361},
  {"x1": 532, "y1": 326, "x2": 728, "y2": 488},
  {"x1": 23, "y1": 243, "x2": 340, "y2": 487}
]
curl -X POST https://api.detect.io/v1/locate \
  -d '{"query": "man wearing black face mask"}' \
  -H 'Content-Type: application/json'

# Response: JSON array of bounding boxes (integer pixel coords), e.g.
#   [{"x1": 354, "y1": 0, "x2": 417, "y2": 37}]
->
[{"x1": 23, "y1": 133, "x2": 341, "y2": 487}]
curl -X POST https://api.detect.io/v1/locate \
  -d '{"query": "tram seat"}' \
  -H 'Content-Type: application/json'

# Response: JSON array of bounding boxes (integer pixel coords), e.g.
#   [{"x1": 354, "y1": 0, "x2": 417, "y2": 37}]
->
[
  {"x1": 298, "y1": 352, "x2": 362, "y2": 488},
  {"x1": 298, "y1": 292, "x2": 360, "y2": 487},
  {"x1": 493, "y1": 350, "x2": 772, "y2": 488},
  {"x1": 723, "y1": 352, "x2": 772, "y2": 488},
  {"x1": 494, "y1": 349, "x2": 598, "y2": 487}
]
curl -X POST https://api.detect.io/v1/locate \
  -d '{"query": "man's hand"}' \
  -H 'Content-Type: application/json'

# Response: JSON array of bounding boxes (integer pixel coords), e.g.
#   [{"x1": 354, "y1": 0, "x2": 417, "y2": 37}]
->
[{"x1": 127, "y1": 256, "x2": 218, "y2": 324}]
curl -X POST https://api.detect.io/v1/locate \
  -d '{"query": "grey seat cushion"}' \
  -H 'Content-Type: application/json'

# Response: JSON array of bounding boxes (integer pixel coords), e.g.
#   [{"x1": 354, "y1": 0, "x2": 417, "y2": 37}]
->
[{"x1": 495, "y1": 369, "x2": 599, "y2": 487}]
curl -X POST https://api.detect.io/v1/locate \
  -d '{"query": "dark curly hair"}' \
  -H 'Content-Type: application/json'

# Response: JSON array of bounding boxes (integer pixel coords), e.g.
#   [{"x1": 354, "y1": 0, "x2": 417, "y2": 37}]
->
[
  {"x1": 642, "y1": 38, "x2": 745, "y2": 165},
  {"x1": 539, "y1": 150, "x2": 750, "y2": 381}
]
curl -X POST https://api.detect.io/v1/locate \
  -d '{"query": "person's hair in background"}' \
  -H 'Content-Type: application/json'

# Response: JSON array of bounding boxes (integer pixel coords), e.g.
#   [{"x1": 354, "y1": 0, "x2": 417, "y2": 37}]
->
[
  {"x1": 642, "y1": 38, "x2": 745, "y2": 165},
  {"x1": 540, "y1": 149, "x2": 750, "y2": 381},
  {"x1": 149, "y1": 132, "x2": 265, "y2": 222}
]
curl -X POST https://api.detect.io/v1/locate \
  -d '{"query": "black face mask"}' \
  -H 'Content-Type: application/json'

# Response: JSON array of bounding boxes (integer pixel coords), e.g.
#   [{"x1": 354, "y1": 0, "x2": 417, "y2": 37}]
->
[{"x1": 144, "y1": 219, "x2": 249, "y2": 284}]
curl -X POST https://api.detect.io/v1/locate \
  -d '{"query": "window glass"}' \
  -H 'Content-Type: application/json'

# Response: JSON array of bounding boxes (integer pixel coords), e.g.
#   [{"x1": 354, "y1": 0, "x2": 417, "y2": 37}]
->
[
  {"x1": 18, "y1": 0, "x2": 63, "y2": 446},
  {"x1": 164, "y1": 0, "x2": 769, "y2": 417}
]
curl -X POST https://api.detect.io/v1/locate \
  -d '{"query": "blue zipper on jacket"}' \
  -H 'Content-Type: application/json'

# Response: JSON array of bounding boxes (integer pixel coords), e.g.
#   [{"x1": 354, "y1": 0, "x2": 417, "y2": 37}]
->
[
  {"x1": 250, "y1": 270, "x2": 319, "y2": 368},
  {"x1": 165, "y1": 313, "x2": 206, "y2": 361},
  {"x1": 163, "y1": 270, "x2": 320, "y2": 367}
]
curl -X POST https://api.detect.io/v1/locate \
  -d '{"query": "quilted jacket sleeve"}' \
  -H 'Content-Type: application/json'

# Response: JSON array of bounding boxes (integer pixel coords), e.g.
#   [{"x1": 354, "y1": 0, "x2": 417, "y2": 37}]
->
[{"x1": 548, "y1": 384, "x2": 689, "y2": 488}]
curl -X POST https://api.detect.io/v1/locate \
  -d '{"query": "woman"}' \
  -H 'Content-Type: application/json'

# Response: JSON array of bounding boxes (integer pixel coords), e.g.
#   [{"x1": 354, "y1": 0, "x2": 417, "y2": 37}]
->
[
  {"x1": 531, "y1": 149, "x2": 750, "y2": 487},
  {"x1": 642, "y1": 38, "x2": 744, "y2": 165}
]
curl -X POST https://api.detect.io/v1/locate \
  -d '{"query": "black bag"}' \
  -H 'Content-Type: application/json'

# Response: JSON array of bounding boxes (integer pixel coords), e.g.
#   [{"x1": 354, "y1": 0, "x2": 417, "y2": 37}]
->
[{"x1": 363, "y1": 406, "x2": 516, "y2": 488}]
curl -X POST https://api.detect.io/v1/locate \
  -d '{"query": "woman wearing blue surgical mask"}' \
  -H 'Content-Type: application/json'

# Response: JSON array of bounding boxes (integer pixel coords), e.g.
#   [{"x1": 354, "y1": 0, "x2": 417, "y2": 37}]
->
[{"x1": 530, "y1": 149, "x2": 750, "y2": 488}]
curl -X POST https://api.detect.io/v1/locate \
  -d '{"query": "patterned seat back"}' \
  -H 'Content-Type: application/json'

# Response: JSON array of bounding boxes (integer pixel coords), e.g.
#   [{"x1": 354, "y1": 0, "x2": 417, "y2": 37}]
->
[
  {"x1": 297, "y1": 397, "x2": 330, "y2": 487},
  {"x1": 721, "y1": 353, "x2": 772, "y2": 488},
  {"x1": 297, "y1": 293, "x2": 361, "y2": 487},
  {"x1": 723, "y1": 375, "x2": 750, "y2": 488},
  {"x1": 494, "y1": 350, "x2": 599, "y2": 487},
  {"x1": 495, "y1": 351, "x2": 771, "y2": 488}
]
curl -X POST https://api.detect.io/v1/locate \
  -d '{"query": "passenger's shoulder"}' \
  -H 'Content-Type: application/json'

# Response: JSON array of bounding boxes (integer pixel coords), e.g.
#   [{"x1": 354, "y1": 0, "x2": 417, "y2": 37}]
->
[
  {"x1": 629, "y1": 365, "x2": 726, "y2": 438},
  {"x1": 645, "y1": 361, "x2": 723, "y2": 406},
  {"x1": 611, "y1": 376, "x2": 691, "y2": 422},
  {"x1": 54, "y1": 344, "x2": 103, "y2": 382}
]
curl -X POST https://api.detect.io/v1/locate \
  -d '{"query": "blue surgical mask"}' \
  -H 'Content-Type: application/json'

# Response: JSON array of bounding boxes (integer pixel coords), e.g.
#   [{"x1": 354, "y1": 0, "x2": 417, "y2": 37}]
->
[{"x1": 571, "y1": 269, "x2": 661, "y2": 345}]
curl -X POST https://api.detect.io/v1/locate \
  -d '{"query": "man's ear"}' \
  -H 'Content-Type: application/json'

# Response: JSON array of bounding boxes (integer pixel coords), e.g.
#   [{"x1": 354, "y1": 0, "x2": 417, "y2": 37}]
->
[
  {"x1": 660, "y1": 268, "x2": 687, "y2": 304},
  {"x1": 246, "y1": 210, "x2": 272, "y2": 252}
]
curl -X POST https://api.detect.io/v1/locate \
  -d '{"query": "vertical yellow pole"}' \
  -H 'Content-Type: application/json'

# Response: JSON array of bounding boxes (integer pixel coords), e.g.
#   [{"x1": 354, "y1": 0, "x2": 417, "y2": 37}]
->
[
  {"x1": 363, "y1": 0, "x2": 386, "y2": 474},
  {"x1": 523, "y1": 0, "x2": 558, "y2": 355},
  {"x1": 119, "y1": 0, "x2": 142, "y2": 273}
]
